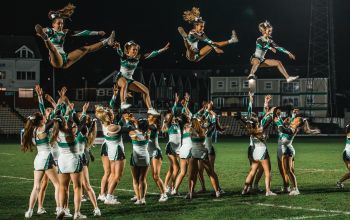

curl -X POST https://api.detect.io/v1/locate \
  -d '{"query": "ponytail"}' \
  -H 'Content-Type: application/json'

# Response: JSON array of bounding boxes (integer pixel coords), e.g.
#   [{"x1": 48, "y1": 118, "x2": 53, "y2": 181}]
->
[{"x1": 48, "y1": 3, "x2": 76, "y2": 21}]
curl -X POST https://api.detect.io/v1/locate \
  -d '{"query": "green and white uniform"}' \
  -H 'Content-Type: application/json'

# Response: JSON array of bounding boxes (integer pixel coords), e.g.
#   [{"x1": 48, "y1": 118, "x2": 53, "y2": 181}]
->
[
  {"x1": 191, "y1": 135, "x2": 208, "y2": 160},
  {"x1": 178, "y1": 130, "x2": 192, "y2": 159},
  {"x1": 342, "y1": 138, "x2": 350, "y2": 162},
  {"x1": 57, "y1": 131, "x2": 83, "y2": 174},
  {"x1": 148, "y1": 125, "x2": 162, "y2": 160},
  {"x1": 45, "y1": 28, "x2": 100, "y2": 67},
  {"x1": 186, "y1": 30, "x2": 217, "y2": 61},
  {"x1": 165, "y1": 123, "x2": 181, "y2": 156},
  {"x1": 251, "y1": 36, "x2": 290, "y2": 62},
  {"x1": 33, "y1": 127, "x2": 55, "y2": 171},
  {"x1": 276, "y1": 117, "x2": 296, "y2": 158},
  {"x1": 130, "y1": 131, "x2": 150, "y2": 167},
  {"x1": 251, "y1": 136, "x2": 269, "y2": 161},
  {"x1": 204, "y1": 112, "x2": 217, "y2": 156},
  {"x1": 114, "y1": 47, "x2": 164, "y2": 84},
  {"x1": 76, "y1": 132, "x2": 89, "y2": 166},
  {"x1": 101, "y1": 124, "x2": 125, "y2": 161}
]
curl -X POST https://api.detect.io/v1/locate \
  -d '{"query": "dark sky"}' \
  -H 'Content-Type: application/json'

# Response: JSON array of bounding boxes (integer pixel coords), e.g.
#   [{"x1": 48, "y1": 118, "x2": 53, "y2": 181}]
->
[{"x1": 7, "y1": 0, "x2": 350, "y2": 91}]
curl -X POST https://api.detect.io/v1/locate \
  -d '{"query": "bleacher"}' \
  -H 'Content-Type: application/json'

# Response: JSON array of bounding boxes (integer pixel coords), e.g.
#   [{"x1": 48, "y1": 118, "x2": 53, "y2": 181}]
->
[{"x1": 0, "y1": 106, "x2": 24, "y2": 134}]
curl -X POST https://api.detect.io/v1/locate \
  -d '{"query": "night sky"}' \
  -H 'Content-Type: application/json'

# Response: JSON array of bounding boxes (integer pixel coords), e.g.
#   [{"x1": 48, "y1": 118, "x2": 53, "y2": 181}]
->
[{"x1": 8, "y1": 0, "x2": 350, "y2": 94}]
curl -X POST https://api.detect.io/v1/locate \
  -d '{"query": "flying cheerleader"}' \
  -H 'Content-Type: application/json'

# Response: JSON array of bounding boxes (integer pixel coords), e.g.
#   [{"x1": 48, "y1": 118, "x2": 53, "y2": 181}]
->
[
  {"x1": 248, "y1": 20, "x2": 299, "y2": 87},
  {"x1": 112, "y1": 40, "x2": 170, "y2": 114},
  {"x1": 34, "y1": 3, "x2": 115, "y2": 69},
  {"x1": 178, "y1": 7, "x2": 238, "y2": 62}
]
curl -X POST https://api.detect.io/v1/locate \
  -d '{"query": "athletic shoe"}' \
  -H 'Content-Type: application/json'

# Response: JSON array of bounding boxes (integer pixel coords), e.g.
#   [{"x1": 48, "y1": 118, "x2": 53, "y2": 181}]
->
[
  {"x1": 336, "y1": 181, "x2": 344, "y2": 189},
  {"x1": 134, "y1": 200, "x2": 142, "y2": 205},
  {"x1": 25, "y1": 209, "x2": 33, "y2": 218},
  {"x1": 141, "y1": 198, "x2": 146, "y2": 205},
  {"x1": 97, "y1": 194, "x2": 106, "y2": 202},
  {"x1": 170, "y1": 189, "x2": 180, "y2": 196},
  {"x1": 265, "y1": 191, "x2": 277, "y2": 196},
  {"x1": 63, "y1": 208, "x2": 73, "y2": 218},
  {"x1": 121, "y1": 102, "x2": 132, "y2": 110},
  {"x1": 35, "y1": 24, "x2": 48, "y2": 40},
  {"x1": 165, "y1": 186, "x2": 171, "y2": 194},
  {"x1": 230, "y1": 30, "x2": 239, "y2": 43},
  {"x1": 286, "y1": 76, "x2": 299, "y2": 83},
  {"x1": 81, "y1": 194, "x2": 88, "y2": 202},
  {"x1": 56, "y1": 208, "x2": 65, "y2": 220},
  {"x1": 289, "y1": 188, "x2": 300, "y2": 196},
  {"x1": 73, "y1": 212, "x2": 87, "y2": 219},
  {"x1": 159, "y1": 194, "x2": 168, "y2": 202},
  {"x1": 104, "y1": 196, "x2": 121, "y2": 205},
  {"x1": 130, "y1": 195, "x2": 138, "y2": 202},
  {"x1": 178, "y1": 27, "x2": 188, "y2": 39},
  {"x1": 147, "y1": 108, "x2": 160, "y2": 115},
  {"x1": 107, "y1": 31, "x2": 115, "y2": 46},
  {"x1": 215, "y1": 191, "x2": 221, "y2": 198},
  {"x1": 37, "y1": 207, "x2": 47, "y2": 215},
  {"x1": 185, "y1": 193, "x2": 192, "y2": 199},
  {"x1": 93, "y1": 208, "x2": 101, "y2": 217},
  {"x1": 247, "y1": 74, "x2": 256, "y2": 80}
]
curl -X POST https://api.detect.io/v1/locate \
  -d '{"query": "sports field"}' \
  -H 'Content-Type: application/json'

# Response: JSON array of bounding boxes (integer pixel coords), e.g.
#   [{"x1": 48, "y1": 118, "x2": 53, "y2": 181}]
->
[{"x1": 1, "y1": 137, "x2": 349, "y2": 220}]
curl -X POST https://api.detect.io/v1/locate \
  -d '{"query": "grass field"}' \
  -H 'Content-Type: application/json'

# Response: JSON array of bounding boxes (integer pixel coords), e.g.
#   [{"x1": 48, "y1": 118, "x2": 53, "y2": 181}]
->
[{"x1": 1, "y1": 137, "x2": 350, "y2": 220}]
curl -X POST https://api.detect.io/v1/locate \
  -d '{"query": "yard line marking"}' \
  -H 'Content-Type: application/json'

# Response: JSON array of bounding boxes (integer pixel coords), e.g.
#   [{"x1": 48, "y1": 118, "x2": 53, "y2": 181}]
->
[
  {"x1": 0, "y1": 153, "x2": 15, "y2": 155},
  {"x1": 0, "y1": 175, "x2": 160, "y2": 195},
  {"x1": 274, "y1": 214, "x2": 341, "y2": 220},
  {"x1": 298, "y1": 168, "x2": 343, "y2": 172},
  {"x1": 243, "y1": 202, "x2": 350, "y2": 215}
]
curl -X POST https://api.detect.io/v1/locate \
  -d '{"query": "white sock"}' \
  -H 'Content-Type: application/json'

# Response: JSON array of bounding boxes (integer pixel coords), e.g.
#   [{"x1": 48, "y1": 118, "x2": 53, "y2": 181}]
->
[
  {"x1": 101, "y1": 38, "x2": 108, "y2": 46},
  {"x1": 228, "y1": 38, "x2": 235, "y2": 44}
]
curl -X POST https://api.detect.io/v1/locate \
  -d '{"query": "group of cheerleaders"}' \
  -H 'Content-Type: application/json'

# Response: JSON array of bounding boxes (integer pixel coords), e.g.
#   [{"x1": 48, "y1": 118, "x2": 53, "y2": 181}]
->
[{"x1": 21, "y1": 3, "x2": 346, "y2": 220}]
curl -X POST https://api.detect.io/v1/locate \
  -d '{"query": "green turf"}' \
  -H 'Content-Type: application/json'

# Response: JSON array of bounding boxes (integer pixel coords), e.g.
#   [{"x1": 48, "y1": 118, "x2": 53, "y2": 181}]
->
[{"x1": 1, "y1": 137, "x2": 350, "y2": 219}]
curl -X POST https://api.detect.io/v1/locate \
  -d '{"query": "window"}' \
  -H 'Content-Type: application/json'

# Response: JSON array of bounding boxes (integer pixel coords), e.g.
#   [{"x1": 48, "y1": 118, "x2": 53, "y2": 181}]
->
[
  {"x1": 307, "y1": 80, "x2": 313, "y2": 90},
  {"x1": 306, "y1": 95, "x2": 314, "y2": 105},
  {"x1": 264, "y1": 82, "x2": 272, "y2": 90},
  {"x1": 282, "y1": 96, "x2": 299, "y2": 107},
  {"x1": 27, "y1": 72, "x2": 35, "y2": 80},
  {"x1": 0, "y1": 88, "x2": 6, "y2": 91},
  {"x1": 217, "y1": 81, "x2": 224, "y2": 89},
  {"x1": 282, "y1": 82, "x2": 300, "y2": 93},
  {"x1": 221, "y1": 112, "x2": 228, "y2": 116},
  {"x1": 243, "y1": 80, "x2": 249, "y2": 88},
  {"x1": 15, "y1": 46, "x2": 34, "y2": 58},
  {"x1": 230, "y1": 80, "x2": 238, "y2": 88},
  {"x1": 16, "y1": 71, "x2": 36, "y2": 80},
  {"x1": 18, "y1": 88, "x2": 33, "y2": 98},
  {"x1": 97, "y1": 89, "x2": 105, "y2": 96},
  {"x1": 0, "y1": 71, "x2": 5, "y2": 79},
  {"x1": 215, "y1": 97, "x2": 225, "y2": 108}
]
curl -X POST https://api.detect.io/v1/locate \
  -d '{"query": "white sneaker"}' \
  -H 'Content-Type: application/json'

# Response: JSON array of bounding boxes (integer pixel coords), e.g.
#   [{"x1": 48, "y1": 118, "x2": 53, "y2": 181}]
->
[
  {"x1": 170, "y1": 189, "x2": 179, "y2": 196},
  {"x1": 286, "y1": 76, "x2": 299, "y2": 83},
  {"x1": 265, "y1": 191, "x2": 277, "y2": 196},
  {"x1": 121, "y1": 102, "x2": 132, "y2": 110},
  {"x1": 97, "y1": 194, "x2": 106, "y2": 202},
  {"x1": 63, "y1": 208, "x2": 73, "y2": 218},
  {"x1": 81, "y1": 194, "x2": 88, "y2": 202},
  {"x1": 93, "y1": 208, "x2": 101, "y2": 217},
  {"x1": 165, "y1": 186, "x2": 171, "y2": 194},
  {"x1": 159, "y1": 194, "x2": 168, "y2": 202},
  {"x1": 130, "y1": 195, "x2": 138, "y2": 202},
  {"x1": 104, "y1": 196, "x2": 121, "y2": 205},
  {"x1": 134, "y1": 200, "x2": 142, "y2": 205},
  {"x1": 147, "y1": 108, "x2": 160, "y2": 115},
  {"x1": 247, "y1": 73, "x2": 256, "y2": 80},
  {"x1": 215, "y1": 191, "x2": 221, "y2": 198},
  {"x1": 56, "y1": 208, "x2": 65, "y2": 220},
  {"x1": 37, "y1": 207, "x2": 47, "y2": 215},
  {"x1": 107, "y1": 31, "x2": 115, "y2": 46},
  {"x1": 230, "y1": 30, "x2": 239, "y2": 43},
  {"x1": 73, "y1": 212, "x2": 87, "y2": 219},
  {"x1": 289, "y1": 188, "x2": 300, "y2": 196},
  {"x1": 280, "y1": 186, "x2": 291, "y2": 193},
  {"x1": 141, "y1": 198, "x2": 146, "y2": 205},
  {"x1": 336, "y1": 181, "x2": 344, "y2": 189},
  {"x1": 25, "y1": 209, "x2": 33, "y2": 218}
]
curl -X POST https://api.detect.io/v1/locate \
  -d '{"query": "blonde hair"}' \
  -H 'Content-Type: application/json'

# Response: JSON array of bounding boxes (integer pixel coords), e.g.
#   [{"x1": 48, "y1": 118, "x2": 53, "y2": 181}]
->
[
  {"x1": 258, "y1": 20, "x2": 273, "y2": 34},
  {"x1": 95, "y1": 106, "x2": 113, "y2": 125},
  {"x1": 183, "y1": 7, "x2": 203, "y2": 24},
  {"x1": 48, "y1": 3, "x2": 76, "y2": 20}
]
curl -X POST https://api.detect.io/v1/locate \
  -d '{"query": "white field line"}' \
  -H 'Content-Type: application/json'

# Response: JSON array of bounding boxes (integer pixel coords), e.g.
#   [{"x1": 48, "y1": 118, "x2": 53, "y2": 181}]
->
[
  {"x1": 274, "y1": 214, "x2": 341, "y2": 220},
  {"x1": 0, "y1": 153, "x2": 15, "y2": 155},
  {"x1": 0, "y1": 175, "x2": 159, "y2": 195},
  {"x1": 298, "y1": 168, "x2": 343, "y2": 172},
  {"x1": 243, "y1": 202, "x2": 350, "y2": 215}
]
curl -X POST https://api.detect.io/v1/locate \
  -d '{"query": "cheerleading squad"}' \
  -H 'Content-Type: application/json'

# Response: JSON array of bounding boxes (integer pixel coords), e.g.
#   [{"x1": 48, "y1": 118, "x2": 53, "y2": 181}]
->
[{"x1": 21, "y1": 3, "x2": 350, "y2": 220}]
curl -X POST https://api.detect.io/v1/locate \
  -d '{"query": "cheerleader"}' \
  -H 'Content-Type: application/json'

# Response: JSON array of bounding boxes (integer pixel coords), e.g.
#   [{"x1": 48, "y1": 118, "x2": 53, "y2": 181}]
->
[
  {"x1": 95, "y1": 104, "x2": 131, "y2": 205},
  {"x1": 248, "y1": 20, "x2": 299, "y2": 82},
  {"x1": 112, "y1": 39, "x2": 169, "y2": 114},
  {"x1": 178, "y1": 7, "x2": 238, "y2": 62},
  {"x1": 128, "y1": 118, "x2": 151, "y2": 204},
  {"x1": 52, "y1": 102, "x2": 89, "y2": 219},
  {"x1": 337, "y1": 123, "x2": 350, "y2": 189},
  {"x1": 35, "y1": 3, "x2": 115, "y2": 69},
  {"x1": 274, "y1": 110, "x2": 320, "y2": 196},
  {"x1": 187, "y1": 118, "x2": 220, "y2": 199},
  {"x1": 22, "y1": 111, "x2": 59, "y2": 218},
  {"x1": 147, "y1": 115, "x2": 168, "y2": 202}
]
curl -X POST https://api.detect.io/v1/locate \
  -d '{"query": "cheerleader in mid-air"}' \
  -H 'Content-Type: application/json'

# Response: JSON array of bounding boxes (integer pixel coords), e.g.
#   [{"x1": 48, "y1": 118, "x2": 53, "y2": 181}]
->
[
  {"x1": 112, "y1": 40, "x2": 170, "y2": 114},
  {"x1": 178, "y1": 7, "x2": 238, "y2": 62},
  {"x1": 35, "y1": 3, "x2": 115, "y2": 69},
  {"x1": 248, "y1": 21, "x2": 299, "y2": 83}
]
